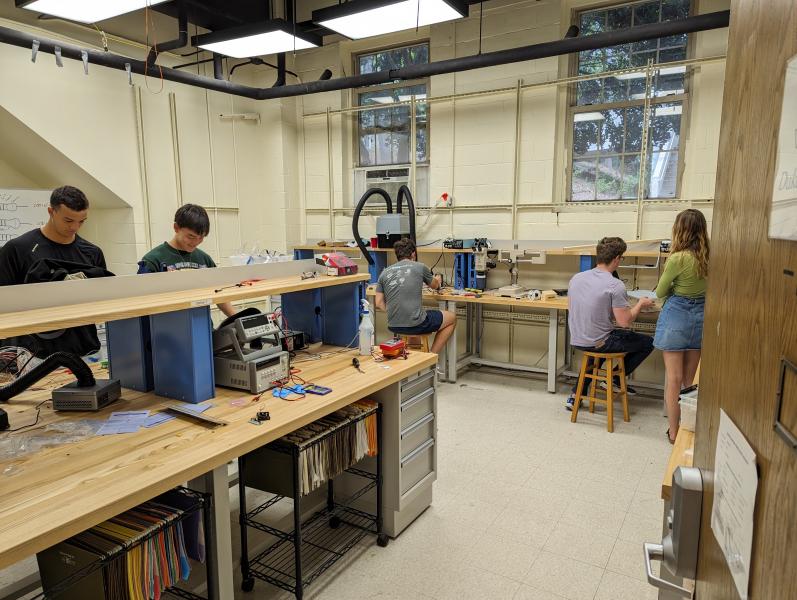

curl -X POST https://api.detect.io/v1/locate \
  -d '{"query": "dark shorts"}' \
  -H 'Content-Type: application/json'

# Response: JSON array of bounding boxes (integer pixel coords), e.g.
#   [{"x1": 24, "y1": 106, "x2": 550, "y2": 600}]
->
[{"x1": 389, "y1": 310, "x2": 444, "y2": 335}]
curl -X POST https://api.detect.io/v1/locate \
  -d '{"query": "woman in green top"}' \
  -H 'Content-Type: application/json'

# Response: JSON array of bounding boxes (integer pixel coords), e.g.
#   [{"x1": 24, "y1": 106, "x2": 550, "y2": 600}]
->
[{"x1": 654, "y1": 209, "x2": 709, "y2": 443}]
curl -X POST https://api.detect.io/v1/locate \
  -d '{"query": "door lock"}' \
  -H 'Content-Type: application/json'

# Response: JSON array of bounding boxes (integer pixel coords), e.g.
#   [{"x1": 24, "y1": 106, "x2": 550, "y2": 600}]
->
[{"x1": 644, "y1": 466, "x2": 704, "y2": 597}]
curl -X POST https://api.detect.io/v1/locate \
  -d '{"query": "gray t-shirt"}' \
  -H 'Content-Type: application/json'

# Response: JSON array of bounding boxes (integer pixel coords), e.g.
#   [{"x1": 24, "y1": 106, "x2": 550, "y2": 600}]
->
[
  {"x1": 567, "y1": 268, "x2": 630, "y2": 347},
  {"x1": 376, "y1": 259, "x2": 434, "y2": 328}
]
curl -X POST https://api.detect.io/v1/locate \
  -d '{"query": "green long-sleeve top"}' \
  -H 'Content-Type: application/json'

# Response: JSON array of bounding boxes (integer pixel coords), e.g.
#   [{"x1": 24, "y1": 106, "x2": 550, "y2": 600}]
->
[{"x1": 655, "y1": 251, "x2": 707, "y2": 299}]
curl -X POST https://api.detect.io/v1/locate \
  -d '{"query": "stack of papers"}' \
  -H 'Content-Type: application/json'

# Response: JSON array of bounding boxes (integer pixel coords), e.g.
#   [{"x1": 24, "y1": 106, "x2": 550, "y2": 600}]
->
[
  {"x1": 96, "y1": 403, "x2": 214, "y2": 435},
  {"x1": 97, "y1": 411, "x2": 151, "y2": 436}
]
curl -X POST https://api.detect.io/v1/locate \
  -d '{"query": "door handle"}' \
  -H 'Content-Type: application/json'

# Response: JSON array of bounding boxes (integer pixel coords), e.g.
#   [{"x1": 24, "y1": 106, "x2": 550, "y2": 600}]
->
[{"x1": 643, "y1": 543, "x2": 692, "y2": 598}]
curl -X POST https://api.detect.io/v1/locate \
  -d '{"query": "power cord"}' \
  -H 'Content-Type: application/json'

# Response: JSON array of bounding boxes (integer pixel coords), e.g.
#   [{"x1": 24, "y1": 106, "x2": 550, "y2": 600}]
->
[{"x1": 3, "y1": 399, "x2": 48, "y2": 433}]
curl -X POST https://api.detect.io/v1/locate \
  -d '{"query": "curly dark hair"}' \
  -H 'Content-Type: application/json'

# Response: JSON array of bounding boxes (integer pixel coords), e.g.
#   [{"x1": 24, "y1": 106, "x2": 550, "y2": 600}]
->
[
  {"x1": 596, "y1": 237, "x2": 627, "y2": 265},
  {"x1": 393, "y1": 238, "x2": 416, "y2": 260}
]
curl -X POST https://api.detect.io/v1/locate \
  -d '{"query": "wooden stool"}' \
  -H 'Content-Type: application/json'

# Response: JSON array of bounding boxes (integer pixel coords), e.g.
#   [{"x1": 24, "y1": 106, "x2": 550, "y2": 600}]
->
[
  {"x1": 570, "y1": 351, "x2": 629, "y2": 433},
  {"x1": 399, "y1": 334, "x2": 432, "y2": 353}
]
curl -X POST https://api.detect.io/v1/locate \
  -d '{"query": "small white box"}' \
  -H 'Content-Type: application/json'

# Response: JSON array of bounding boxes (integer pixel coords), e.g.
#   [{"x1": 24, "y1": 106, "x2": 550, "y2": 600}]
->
[{"x1": 679, "y1": 389, "x2": 698, "y2": 432}]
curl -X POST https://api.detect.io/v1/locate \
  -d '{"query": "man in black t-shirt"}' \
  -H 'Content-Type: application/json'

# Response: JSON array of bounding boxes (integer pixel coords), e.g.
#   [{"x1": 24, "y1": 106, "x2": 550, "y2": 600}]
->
[
  {"x1": 0, "y1": 186, "x2": 106, "y2": 285},
  {"x1": 0, "y1": 186, "x2": 108, "y2": 357}
]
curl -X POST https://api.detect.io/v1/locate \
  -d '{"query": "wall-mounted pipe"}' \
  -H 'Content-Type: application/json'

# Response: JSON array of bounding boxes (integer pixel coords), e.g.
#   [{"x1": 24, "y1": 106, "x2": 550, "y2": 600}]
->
[
  {"x1": 0, "y1": 11, "x2": 729, "y2": 100},
  {"x1": 273, "y1": 53, "x2": 286, "y2": 87},
  {"x1": 146, "y1": 0, "x2": 187, "y2": 65},
  {"x1": 212, "y1": 53, "x2": 223, "y2": 79}
]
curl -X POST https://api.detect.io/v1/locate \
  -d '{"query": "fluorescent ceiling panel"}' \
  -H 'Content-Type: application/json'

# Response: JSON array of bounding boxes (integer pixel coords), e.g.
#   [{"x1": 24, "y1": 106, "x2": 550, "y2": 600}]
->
[
  {"x1": 314, "y1": 0, "x2": 467, "y2": 39},
  {"x1": 17, "y1": 0, "x2": 170, "y2": 23},
  {"x1": 193, "y1": 20, "x2": 320, "y2": 59}
]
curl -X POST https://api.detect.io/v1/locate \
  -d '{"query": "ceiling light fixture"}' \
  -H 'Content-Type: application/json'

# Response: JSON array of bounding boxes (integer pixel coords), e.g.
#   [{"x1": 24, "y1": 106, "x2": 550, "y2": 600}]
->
[
  {"x1": 192, "y1": 20, "x2": 320, "y2": 59},
  {"x1": 313, "y1": 0, "x2": 468, "y2": 40},
  {"x1": 16, "y1": 0, "x2": 170, "y2": 24}
]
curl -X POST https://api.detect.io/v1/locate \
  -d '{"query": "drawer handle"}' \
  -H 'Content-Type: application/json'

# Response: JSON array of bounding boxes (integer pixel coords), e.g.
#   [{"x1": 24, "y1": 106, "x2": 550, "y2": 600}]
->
[
  {"x1": 401, "y1": 438, "x2": 435, "y2": 466},
  {"x1": 401, "y1": 387, "x2": 435, "y2": 411},
  {"x1": 402, "y1": 370, "x2": 434, "y2": 390},
  {"x1": 401, "y1": 413, "x2": 435, "y2": 439}
]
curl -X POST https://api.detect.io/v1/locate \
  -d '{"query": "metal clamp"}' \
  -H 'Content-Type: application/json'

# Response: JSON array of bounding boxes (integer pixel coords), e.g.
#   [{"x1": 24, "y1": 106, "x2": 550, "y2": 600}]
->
[
  {"x1": 643, "y1": 543, "x2": 692, "y2": 598},
  {"x1": 774, "y1": 357, "x2": 797, "y2": 455}
]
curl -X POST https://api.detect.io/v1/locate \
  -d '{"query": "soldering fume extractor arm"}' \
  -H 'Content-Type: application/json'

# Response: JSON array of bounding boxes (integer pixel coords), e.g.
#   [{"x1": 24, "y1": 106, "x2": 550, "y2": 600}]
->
[{"x1": 352, "y1": 186, "x2": 416, "y2": 265}]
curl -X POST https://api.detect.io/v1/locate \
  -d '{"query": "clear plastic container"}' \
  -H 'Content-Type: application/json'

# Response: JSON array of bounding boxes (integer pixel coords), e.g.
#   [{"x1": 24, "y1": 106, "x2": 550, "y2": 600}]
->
[{"x1": 679, "y1": 389, "x2": 698, "y2": 432}]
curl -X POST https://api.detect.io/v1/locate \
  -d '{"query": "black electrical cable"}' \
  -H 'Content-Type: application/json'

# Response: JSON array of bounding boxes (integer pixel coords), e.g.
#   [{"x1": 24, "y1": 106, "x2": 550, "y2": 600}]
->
[{"x1": 4, "y1": 398, "x2": 48, "y2": 433}]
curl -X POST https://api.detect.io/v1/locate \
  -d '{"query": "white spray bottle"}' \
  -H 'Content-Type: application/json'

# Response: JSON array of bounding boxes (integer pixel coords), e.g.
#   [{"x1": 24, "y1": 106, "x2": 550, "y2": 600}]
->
[{"x1": 359, "y1": 298, "x2": 374, "y2": 355}]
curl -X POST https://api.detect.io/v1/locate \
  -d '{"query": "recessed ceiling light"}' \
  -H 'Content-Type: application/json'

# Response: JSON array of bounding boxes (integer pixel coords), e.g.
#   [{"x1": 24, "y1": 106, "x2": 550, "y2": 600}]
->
[
  {"x1": 313, "y1": 0, "x2": 468, "y2": 40},
  {"x1": 192, "y1": 20, "x2": 320, "y2": 59},
  {"x1": 16, "y1": 0, "x2": 170, "y2": 24}
]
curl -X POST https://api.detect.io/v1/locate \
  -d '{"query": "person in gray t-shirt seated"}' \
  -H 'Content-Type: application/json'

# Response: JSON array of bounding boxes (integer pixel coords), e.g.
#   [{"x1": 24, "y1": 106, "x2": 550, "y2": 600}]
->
[
  {"x1": 566, "y1": 237, "x2": 654, "y2": 411},
  {"x1": 374, "y1": 239, "x2": 456, "y2": 354}
]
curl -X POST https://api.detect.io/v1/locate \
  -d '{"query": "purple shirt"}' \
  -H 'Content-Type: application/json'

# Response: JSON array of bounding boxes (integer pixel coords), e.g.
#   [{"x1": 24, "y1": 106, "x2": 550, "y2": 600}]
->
[{"x1": 568, "y1": 268, "x2": 630, "y2": 347}]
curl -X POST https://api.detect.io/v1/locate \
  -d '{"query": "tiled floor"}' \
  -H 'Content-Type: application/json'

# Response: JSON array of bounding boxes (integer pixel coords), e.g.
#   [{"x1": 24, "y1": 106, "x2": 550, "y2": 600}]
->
[
  {"x1": 0, "y1": 370, "x2": 670, "y2": 600},
  {"x1": 232, "y1": 370, "x2": 670, "y2": 600}
]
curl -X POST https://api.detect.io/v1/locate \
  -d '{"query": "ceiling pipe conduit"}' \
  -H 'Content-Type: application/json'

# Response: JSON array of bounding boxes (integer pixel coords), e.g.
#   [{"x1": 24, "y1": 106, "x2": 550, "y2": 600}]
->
[
  {"x1": 146, "y1": 0, "x2": 188, "y2": 65},
  {"x1": 0, "y1": 10, "x2": 729, "y2": 100}
]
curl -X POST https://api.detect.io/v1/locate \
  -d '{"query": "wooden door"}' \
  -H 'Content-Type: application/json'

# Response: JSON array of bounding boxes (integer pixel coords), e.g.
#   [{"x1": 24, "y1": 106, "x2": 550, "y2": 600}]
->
[{"x1": 695, "y1": 0, "x2": 797, "y2": 598}]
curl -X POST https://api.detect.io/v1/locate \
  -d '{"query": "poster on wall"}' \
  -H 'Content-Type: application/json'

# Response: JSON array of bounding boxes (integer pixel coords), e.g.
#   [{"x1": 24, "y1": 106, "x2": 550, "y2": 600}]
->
[
  {"x1": 770, "y1": 54, "x2": 797, "y2": 241},
  {"x1": 0, "y1": 189, "x2": 50, "y2": 247}
]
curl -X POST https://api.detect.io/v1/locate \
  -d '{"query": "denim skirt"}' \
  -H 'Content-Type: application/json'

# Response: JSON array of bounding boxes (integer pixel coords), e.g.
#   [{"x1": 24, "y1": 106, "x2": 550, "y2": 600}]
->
[{"x1": 653, "y1": 295, "x2": 705, "y2": 351}]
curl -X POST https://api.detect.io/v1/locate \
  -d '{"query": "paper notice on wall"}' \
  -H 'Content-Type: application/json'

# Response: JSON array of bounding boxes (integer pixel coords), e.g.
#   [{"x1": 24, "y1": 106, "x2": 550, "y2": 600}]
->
[{"x1": 711, "y1": 409, "x2": 758, "y2": 599}]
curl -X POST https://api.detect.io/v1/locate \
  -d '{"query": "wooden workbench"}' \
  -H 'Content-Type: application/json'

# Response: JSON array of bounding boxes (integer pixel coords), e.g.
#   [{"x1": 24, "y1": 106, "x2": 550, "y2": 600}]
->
[
  {"x1": 0, "y1": 273, "x2": 369, "y2": 339},
  {"x1": 661, "y1": 428, "x2": 696, "y2": 501},
  {"x1": 426, "y1": 289, "x2": 569, "y2": 310},
  {"x1": 295, "y1": 244, "x2": 665, "y2": 259},
  {"x1": 0, "y1": 348, "x2": 437, "y2": 571}
]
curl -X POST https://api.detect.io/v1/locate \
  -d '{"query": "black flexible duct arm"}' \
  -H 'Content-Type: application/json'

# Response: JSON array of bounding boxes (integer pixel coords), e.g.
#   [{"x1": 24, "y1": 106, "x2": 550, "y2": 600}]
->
[
  {"x1": 352, "y1": 188, "x2": 393, "y2": 265},
  {"x1": 396, "y1": 185, "x2": 417, "y2": 244},
  {"x1": 0, "y1": 352, "x2": 95, "y2": 403}
]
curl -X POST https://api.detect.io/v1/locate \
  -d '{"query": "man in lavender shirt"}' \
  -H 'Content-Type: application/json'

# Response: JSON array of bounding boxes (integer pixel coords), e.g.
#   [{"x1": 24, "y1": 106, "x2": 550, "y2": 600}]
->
[{"x1": 566, "y1": 237, "x2": 654, "y2": 410}]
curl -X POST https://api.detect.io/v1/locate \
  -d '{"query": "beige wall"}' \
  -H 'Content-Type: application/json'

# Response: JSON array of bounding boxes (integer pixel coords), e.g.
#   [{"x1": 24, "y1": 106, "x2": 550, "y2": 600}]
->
[
  {"x1": 296, "y1": 0, "x2": 728, "y2": 243},
  {"x1": 0, "y1": 160, "x2": 37, "y2": 188}
]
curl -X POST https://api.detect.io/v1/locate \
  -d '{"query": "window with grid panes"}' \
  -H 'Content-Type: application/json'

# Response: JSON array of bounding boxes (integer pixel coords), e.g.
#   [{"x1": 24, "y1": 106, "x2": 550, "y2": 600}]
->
[
  {"x1": 356, "y1": 44, "x2": 429, "y2": 166},
  {"x1": 570, "y1": 0, "x2": 690, "y2": 202}
]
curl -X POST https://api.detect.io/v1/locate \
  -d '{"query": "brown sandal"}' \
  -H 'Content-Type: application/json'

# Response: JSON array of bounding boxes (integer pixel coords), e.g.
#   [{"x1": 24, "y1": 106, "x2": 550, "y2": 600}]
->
[{"x1": 666, "y1": 429, "x2": 676, "y2": 445}]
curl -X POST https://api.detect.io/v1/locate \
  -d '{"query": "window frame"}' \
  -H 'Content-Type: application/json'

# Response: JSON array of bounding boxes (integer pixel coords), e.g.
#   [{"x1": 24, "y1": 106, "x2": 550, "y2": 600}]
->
[
  {"x1": 353, "y1": 41, "x2": 431, "y2": 168},
  {"x1": 565, "y1": 0, "x2": 693, "y2": 203}
]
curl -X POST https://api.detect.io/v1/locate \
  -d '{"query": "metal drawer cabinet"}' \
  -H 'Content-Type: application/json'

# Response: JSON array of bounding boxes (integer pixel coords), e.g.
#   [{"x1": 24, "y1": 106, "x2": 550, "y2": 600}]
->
[
  {"x1": 400, "y1": 413, "x2": 435, "y2": 456},
  {"x1": 400, "y1": 438, "x2": 435, "y2": 496}
]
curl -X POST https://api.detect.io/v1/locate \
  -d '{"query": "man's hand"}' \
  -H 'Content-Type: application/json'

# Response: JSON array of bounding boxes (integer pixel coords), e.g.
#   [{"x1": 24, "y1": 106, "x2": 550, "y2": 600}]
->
[
  {"x1": 429, "y1": 273, "x2": 443, "y2": 290},
  {"x1": 637, "y1": 297, "x2": 654, "y2": 309}
]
